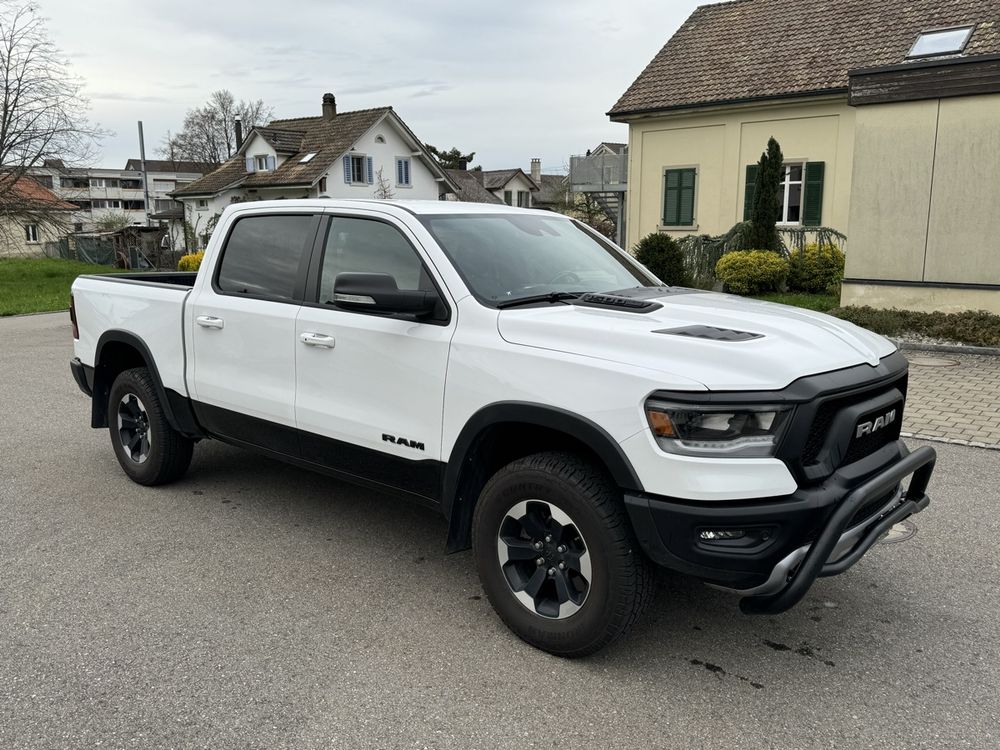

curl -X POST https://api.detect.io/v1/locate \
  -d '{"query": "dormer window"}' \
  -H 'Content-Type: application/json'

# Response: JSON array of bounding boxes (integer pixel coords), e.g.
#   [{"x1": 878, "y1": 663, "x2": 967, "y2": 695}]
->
[
  {"x1": 907, "y1": 26, "x2": 975, "y2": 59},
  {"x1": 255, "y1": 155, "x2": 270, "y2": 171}
]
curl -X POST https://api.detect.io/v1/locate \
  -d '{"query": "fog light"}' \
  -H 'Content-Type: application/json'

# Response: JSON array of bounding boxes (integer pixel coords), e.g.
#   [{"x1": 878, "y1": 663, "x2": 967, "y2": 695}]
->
[{"x1": 699, "y1": 529, "x2": 747, "y2": 541}]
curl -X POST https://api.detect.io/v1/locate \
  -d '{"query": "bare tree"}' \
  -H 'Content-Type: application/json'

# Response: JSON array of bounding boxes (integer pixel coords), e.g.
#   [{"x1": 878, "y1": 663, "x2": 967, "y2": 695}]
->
[
  {"x1": 161, "y1": 90, "x2": 273, "y2": 164},
  {"x1": 0, "y1": 1, "x2": 104, "y2": 249},
  {"x1": 373, "y1": 167, "x2": 394, "y2": 200}
]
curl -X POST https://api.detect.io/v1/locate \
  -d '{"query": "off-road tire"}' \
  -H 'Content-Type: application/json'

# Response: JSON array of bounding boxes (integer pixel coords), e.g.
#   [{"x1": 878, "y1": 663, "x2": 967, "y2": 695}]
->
[
  {"x1": 472, "y1": 451, "x2": 654, "y2": 657},
  {"x1": 108, "y1": 367, "x2": 193, "y2": 485}
]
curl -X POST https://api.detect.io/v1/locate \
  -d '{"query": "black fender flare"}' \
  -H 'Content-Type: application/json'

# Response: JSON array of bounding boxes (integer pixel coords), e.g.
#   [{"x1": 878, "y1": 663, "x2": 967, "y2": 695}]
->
[
  {"x1": 92, "y1": 330, "x2": 202, "y2": 438},
  {"x1": 442, "y1": 402, "x2": 644, "y2": 551}
]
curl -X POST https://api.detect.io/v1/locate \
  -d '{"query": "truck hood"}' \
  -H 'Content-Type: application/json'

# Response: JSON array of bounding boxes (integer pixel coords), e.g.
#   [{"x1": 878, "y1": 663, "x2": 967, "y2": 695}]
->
[{"x1": 497, "y1": 291, "x2": 896, "y2": 391}]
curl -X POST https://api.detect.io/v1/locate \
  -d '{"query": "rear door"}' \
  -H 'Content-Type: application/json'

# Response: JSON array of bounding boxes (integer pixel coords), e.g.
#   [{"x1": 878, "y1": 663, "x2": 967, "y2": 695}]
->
[
  {"x1": 293, "y1": 210, "x2": 455, "y2": 500},
  {"x1": 187, "y1": 210, "x2": 320, "y2": 454}
]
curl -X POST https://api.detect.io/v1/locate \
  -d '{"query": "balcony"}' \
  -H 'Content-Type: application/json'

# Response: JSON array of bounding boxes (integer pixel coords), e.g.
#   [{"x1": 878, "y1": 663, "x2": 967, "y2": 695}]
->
[{"x1": 569, "y1": 152, "x2": 627, "y2": 193}]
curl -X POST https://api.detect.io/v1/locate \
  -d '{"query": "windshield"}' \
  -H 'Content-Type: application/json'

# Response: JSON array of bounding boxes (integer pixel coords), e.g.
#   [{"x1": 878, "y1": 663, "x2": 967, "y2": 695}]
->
[{"x1": 421, "y1": 214, "x2": 656, "y2": 306}]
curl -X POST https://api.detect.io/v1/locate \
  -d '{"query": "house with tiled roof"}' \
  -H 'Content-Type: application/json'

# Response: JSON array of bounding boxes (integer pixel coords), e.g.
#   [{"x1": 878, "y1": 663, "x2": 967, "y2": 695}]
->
[
  {"x1": 0, "y1": 175, "x2": 76, "y2": 257},
  {"x1": 172, "y1": 93, "x2": 458, "y2": 243},
  {"x1": 443, "y1": 164, "x2": 539, "y2": 207},
  {"x1": 612, "y1": 0, "x2": 1000, "y2": 313}
]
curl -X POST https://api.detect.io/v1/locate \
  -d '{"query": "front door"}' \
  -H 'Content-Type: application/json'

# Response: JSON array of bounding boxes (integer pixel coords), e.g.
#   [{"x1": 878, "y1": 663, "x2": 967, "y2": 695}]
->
[{"x1": 294, "y1": 212, "x2": 454, "y2": 500}]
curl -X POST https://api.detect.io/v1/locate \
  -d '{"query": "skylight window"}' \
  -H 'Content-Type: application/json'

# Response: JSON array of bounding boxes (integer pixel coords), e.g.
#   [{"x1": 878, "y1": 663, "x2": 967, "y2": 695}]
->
[
  {"x1": 908, "y1": 26, "x2": 974, "y2": 58},
  {"x1": 299, "y1": 152, "x2": 317, "y2": 163}
]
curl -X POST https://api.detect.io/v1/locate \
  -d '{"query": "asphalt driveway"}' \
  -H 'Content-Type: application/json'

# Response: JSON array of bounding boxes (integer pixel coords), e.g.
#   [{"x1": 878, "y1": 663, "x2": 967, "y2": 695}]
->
[{"x1": 1, "y1": 312, "x2": 998, "y2": 749}]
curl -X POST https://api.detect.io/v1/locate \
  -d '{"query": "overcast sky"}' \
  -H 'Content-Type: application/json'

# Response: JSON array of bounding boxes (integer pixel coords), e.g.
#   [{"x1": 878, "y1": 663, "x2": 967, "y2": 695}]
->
[{"x1": 41, "y1": 0, "x2": 701, "y2": 173}]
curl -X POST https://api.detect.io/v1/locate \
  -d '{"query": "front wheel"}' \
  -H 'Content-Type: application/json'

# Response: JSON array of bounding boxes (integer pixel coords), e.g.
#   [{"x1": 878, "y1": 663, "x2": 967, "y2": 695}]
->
[
  {"x1": 107, "y1": 367, "x2": 193, "y2": 486},
  {"x1": 472, "y1": 452, "x2": 654, "y2": 657}
]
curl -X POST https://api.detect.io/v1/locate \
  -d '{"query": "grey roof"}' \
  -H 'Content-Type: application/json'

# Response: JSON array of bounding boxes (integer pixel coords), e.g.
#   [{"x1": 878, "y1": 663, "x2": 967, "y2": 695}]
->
[
  {"x1": 610, "y1": 0, "x2": 1000, "y2": 116},
  {"x1": 445, "y1": 169, "x2": 505, "y2": 204},
  {"x1": 532, "y1": 174, "x2": 570, "y2": 206},
  {"x1": 123, "y1": 159, "x2": 215, "y2": 174},
  {"x1": 251, "y1": 127, "x2": 306, "y2": 154},
  {"x1": 479, "y1": 168, "x2": 539, "y2": 191}
]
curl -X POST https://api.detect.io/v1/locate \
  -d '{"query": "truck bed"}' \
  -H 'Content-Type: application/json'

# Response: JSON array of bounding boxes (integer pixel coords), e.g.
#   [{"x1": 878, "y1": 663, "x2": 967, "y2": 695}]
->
[
  {"x1": 72, "y1": 273, "x2": 194, "y2": 397},
  {"x1": 79, "y1": 271, "x2": 198, "y2": 288}
]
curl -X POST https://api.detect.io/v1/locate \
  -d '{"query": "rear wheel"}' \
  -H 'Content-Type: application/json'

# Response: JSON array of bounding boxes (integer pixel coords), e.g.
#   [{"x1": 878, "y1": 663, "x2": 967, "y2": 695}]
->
[
  {"x1": 472, "y1": 452, "x2": 654, "y2": 657},
  {"x1": 108, "y1": 367, "x2": 193, "y2": 485}
]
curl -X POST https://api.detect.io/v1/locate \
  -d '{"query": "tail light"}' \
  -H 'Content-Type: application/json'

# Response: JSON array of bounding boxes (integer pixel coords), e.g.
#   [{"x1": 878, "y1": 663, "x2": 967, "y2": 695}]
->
[{"x1": 70, "y1": 294, "x2": 79, "y2": 340}]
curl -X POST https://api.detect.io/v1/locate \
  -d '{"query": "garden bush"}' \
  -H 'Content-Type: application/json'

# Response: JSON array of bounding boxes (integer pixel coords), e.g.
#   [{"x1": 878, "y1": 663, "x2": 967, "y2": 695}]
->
[
  {"x1": 715, "y1": 250, "x2": 788, "y2": 295},
  {"x1": 177, "y1": 251, "x2": 205, "y2": 272},
  {"x1": 634, "y1": 232, "x2": 689, "y2": 286},
  {"x1": 787, "y1": 243, "x2": 845, "y2": 293},
  {"x1": 831, "y1": 306, "x2": 1000, "y2": 347}
]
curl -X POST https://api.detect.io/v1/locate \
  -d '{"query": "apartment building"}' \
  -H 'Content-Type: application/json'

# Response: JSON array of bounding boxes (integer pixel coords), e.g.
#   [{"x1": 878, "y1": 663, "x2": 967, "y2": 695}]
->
[{"x1": 30, "y1": 159, "x2": 212, "y2": 243}]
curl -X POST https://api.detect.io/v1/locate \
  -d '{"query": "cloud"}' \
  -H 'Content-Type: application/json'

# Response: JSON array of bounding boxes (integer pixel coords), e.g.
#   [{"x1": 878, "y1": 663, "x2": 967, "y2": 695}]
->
[{"x1": 39, "y1": 0, "x2": 702, "y2": 169}]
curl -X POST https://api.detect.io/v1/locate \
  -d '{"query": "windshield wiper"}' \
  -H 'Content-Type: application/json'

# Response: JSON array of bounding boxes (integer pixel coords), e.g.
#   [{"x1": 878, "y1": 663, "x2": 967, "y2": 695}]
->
[{"x1": 495, "y1": 291, "x2": 586, "y2": 309}]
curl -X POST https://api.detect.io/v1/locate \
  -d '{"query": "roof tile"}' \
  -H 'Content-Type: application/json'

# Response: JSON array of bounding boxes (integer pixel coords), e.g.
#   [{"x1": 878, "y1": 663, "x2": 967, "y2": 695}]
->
[{"x1": 610, "y1": 0, "x2": 1000, "y2": 116}]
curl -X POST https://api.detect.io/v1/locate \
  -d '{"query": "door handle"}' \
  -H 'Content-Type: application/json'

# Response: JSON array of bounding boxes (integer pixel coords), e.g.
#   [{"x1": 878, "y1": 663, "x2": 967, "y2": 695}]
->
[
  {"x1": 299, "y1": 332, "x2": 336, "y2": 349},
  {"x1": 196, "y1": 315, "x2": 225, "y2": 330}
]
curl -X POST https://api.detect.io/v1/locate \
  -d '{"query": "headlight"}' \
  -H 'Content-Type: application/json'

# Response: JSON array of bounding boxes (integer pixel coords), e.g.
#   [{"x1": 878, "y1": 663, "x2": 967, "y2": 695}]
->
[{"x1": 644, "y1": 400, "x2": 792, "y2": 457}]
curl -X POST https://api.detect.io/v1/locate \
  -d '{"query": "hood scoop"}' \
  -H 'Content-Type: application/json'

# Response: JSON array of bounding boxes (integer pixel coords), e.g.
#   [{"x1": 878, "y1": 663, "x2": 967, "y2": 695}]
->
[{"x1": 655, "y1": 325, "x2": 763, "y2": 342}]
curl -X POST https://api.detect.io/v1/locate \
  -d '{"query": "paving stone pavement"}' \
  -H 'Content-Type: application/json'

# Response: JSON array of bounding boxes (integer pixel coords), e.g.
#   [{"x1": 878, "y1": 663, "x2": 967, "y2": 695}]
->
[{"x1": 903, "y1": 351, "x2": 1000, "y2": 448}]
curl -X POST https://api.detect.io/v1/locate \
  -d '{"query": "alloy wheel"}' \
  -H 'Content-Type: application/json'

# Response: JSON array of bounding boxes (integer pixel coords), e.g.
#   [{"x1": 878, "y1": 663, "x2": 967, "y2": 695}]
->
[
  {"x1": 496, "y1": 499, "x2": 592, "y2": 619},
  {"x1": 117, "y1": 393, "x2": 152, "y2": 464}
]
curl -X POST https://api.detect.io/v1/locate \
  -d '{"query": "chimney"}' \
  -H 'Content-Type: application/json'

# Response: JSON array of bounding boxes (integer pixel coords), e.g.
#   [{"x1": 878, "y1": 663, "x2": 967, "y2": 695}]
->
[
  {"x1": 530, "y1": 158, "x2": 541, "y2": 183},
  {"x1": 234, "y1": 117, "x2": 243, "y2": 150},
  {"x1": 457, "y1": 158, "x2": 468, "y2": 171},
  {"x1": 322, "y1": 92, "x2": 337, "y2": 120}
]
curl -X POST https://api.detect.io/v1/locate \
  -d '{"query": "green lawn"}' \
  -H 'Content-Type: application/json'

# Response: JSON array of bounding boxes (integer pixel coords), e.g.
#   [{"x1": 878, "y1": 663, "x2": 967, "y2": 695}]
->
[
  {"x1": 0, "y1": 257, "x2": 126, "y2": 316},
  {"x1": 751, "y1": 292, "x2": 840, "y2": 312}
]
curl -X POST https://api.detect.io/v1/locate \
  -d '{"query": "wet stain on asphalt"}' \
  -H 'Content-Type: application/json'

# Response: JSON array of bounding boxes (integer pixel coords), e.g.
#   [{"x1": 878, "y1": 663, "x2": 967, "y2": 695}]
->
[
  {"x1": 763, "y1": 639, "x2": 835, "y2": 667},
  {"x1": 689, "y1": 659, "x2": 764, "y2": 689}
]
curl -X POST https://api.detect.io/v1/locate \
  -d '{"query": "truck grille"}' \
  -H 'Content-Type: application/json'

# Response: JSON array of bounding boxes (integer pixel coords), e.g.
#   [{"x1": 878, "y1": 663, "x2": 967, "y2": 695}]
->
[{"x1": 801, "y1": 374, "x2": 908, "y2": 471}]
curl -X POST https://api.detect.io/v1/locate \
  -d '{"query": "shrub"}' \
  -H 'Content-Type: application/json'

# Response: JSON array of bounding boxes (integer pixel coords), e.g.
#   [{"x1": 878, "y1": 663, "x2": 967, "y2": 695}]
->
[
  {"x1": 830, "y1": 306, "x2": 1000, "y2": 347},
  {"x1": 634, "y1": 232, "x2": 689, "y2": 286},
  {"x1": 177, "y1": 251, "x2": 205, "y2": 272},
  {"x1": 788, "y1": 243, "x2": 845, "y2": 293},
  {"x1": 715, "y1": 250, "x2": 789, "y2": 295}
]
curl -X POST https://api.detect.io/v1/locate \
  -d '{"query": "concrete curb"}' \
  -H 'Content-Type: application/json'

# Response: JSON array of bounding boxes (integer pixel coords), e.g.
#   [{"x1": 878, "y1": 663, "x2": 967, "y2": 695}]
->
[
  {"x1": 1, "y1": 309, "x2": 68, "y2": 320},
  {"x1": 902, "y1": 431, "x2": 1000, "y2": 451},
  {"x1": 892, "y1": 339, "x2": 1000, "y2": 357}
]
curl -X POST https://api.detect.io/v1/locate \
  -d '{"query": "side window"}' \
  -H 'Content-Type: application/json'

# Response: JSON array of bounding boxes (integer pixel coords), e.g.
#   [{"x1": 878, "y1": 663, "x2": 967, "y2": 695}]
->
[
  {"x1": 216, "y1": 214, "x2": 315, "y2": 301},
  {"x1": 318, "y1": 217, "x2": 432, "y2": 304}
]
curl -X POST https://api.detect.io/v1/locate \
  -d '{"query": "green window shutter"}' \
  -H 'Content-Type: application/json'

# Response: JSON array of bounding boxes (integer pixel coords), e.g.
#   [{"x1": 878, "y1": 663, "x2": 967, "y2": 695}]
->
[
  {"x1": 743, "y1": 164, "x2": 758, "y2": 221},
  {"x1": 662, "y1": 168, "x2": 696, "y2": 226},
  {"x1": 802, "y1": 161, "x2": 825, "y2": 226},
  {"x1": 662, "y1": 170, "x2": 680, "y2": 225},
  {"x1": 678, "y1": 169, "x2": 696, "y2": 226}
]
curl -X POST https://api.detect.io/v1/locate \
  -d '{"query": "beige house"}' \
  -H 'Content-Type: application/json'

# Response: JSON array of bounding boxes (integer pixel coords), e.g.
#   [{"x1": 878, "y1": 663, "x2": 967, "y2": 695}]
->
[
  {"x1": 610, "y1": 0, "x2": 1000, "y2": 313},
  {"x1": 0, "y1": 175, "x2": 76, "y2": 258}
]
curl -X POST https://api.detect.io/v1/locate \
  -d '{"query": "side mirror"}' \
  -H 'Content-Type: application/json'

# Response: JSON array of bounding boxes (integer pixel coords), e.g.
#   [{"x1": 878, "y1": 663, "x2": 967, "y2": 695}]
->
[{"x1": 332, "y1": 272, "x2": 437, "y2": 316}]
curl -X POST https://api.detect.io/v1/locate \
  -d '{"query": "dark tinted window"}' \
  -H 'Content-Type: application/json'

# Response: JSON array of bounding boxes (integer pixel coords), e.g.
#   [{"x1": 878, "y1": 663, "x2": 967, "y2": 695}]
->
[
  {"x1": 216, "y1": 214, "x2": 314, "y2": 300},
  {"x1": 318, "y1": 217, "x2": 432, "y2": 303}
]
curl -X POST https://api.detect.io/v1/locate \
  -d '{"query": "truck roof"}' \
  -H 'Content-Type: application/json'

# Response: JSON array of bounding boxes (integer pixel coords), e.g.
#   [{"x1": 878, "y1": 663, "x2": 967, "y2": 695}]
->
[{"x1": 224, "y1": 199, "x2": 555, "y2": 217}]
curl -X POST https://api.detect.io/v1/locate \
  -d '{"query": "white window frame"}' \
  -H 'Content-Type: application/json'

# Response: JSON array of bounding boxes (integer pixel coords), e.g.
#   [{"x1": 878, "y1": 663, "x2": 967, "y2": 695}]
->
[
  {"x1": 254, "y1": 155, "x2": 269, "y2": 172},
  {"x1": 196, "y1": 199, "x2": 208, "y2": 211},
  {"x1": 25, "y1": 224, "x2": 39, "y2": 243},
  {"x1": 350, "y1": 154, "x2": 367, "y2": 184},
  {"x1": 777, "y1": 161, "x2": 806, "y2": 226},
  {"x1": 395, "y1": 156, "x2": 412, "y2": 187}
]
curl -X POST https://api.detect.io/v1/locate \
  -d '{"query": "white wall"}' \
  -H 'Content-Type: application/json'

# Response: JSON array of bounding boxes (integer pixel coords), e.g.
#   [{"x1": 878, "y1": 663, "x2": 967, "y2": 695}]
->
[
  {"x1": 490, "y1": 173, "x2": 536, "y2": 206},
  {"x1": 317, "y1": 119, "x2": 443, "y2": 200}
]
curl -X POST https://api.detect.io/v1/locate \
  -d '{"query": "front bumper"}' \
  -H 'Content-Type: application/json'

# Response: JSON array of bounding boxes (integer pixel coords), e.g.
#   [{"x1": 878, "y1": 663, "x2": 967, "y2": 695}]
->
[{"x1": 624, "y1": 440, "x2": 935, "y2": 614}]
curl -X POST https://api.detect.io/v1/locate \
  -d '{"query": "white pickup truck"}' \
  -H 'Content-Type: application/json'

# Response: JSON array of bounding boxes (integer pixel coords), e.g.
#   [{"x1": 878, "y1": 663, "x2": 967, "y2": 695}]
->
[{"x1": 70, "y1": 199, "x2": 935, "y2": 656}]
